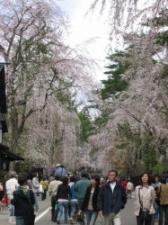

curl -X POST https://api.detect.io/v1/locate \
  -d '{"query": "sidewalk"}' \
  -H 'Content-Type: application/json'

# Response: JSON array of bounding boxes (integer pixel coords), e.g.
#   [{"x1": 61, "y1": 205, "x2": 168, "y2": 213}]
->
[{"x1": 0, "y1": 196, "x2": 50, "y2": 225}]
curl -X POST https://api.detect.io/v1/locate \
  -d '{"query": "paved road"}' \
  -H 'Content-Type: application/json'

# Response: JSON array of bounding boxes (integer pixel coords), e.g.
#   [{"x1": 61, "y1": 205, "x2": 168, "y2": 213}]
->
[
  {"x1": 36, "y1": 198, "x2": 136, "y2": 225},
  {"x1": 1, "y1": 196, "x2": 160, "y2": 225},
  {"x1": 0, "y1": 197, "x2": 136, "y2": 225},
  {"x1": 0, "y1": 195, "x2": 50, "y2": 225}
]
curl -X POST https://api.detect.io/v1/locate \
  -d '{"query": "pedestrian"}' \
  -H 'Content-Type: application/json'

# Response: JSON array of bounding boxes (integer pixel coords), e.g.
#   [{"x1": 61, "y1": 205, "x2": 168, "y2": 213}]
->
[
  {"x1": 134, "y1": 172, "x2": 155, "y2": 225},
  {"x1": 48, "y1": 176, "x2": 62, "y2": 222},
  {"x1": 56, "y1": 176, "x2": 72, "y2": 224},
  {"x1": 0, "y1": 181, "x2": 5, "y2": 211},
  {"x1": 11, "y1": 174, "x2": 35, "y2": 225},
  {"x1": 126, "y1": 178, "x2": 134, "y2": 199},
  {"x1": 27, "y1": 179, "x2": 37, "y2": 215},
  {"x1": 55, "y1": 164, "x2": 67, "y2": 177},
  {"x1": 81, "y1": 175, "x2": 100, "y2": 225},
  {"x1": 5, "y1": 171, "x2": 19, "y2": 224},
  {"x1": 69, "y1": 176, "x2": 78, "y2": 223},
  {"x1": 40, "y1": 177, "x2": 48, "y2": 201},
  {"x1": 158, "y1": 176, "x2": 168, "y2": 225},
  {"x1": 98, "y1": 170, "x2": 127, "y2": 225},
  {"x1": 152, "y1": 175, "x2": 161, "y2": 222},
  {"x1": 0, "y1": 181, "x2": 4, "y2": 201},
  {"x1": 74, "y1": 172, "x2": 90, "y2": 210},
  {"x1": 32, "y1": 173, "x2": 40, "y2": 212},
  {"x1": 99, "y1": 177, "x2": 105, "y2": 188},
  {"x1": 120, "y1": 177, "x2": 128, "y2": 191}
]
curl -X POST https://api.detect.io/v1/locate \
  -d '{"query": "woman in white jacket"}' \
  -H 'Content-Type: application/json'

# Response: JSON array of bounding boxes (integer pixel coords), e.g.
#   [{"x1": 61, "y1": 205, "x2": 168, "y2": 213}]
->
[{"x1": 134, "y1": 172, "x2": 155, "y2": 225}]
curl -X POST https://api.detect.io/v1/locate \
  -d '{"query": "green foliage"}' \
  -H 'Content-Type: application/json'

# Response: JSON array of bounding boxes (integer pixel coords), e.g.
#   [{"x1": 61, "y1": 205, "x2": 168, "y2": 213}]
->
[
  {"x1": 78, "y1": 112, "x2": 95, "y2": 142},
  {"x1": 94, "y1": 111, "x2": 109, "y2": 127},
  {"x1": 149, "y1": 9, "x2": 168, "y2": 46},
  {"x1": 156, "y1": 30, "x2": 168, "y2": 46},
  {"x1": 116, "y1": 122, "x2": 160, "y2": 175},
  {"x1": 152, "y1": 162, "x2": 168, "y2": 175},
  {"x1": 101, "y1": 51, "x2": 129, "y2": 99}
]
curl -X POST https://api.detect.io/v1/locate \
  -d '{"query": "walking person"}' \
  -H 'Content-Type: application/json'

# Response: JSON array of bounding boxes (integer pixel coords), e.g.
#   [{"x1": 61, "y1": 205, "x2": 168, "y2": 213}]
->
[
  {"x1": 55, "y1": 164, "x2": 67, "y2": 178},
  {"x1": 48, "y1": 176, "x2": 62, "y2": 222},
  {"x1": 99, "y1": 177, "x2": 105, "y2": 188},
  {"x1": 126, "y1": 178, "x2": 134, "y2": 199},
  {"x1": 32, "y1": 174, "x2": 40, "y2": 212},
  {"x1": 6, "y1": 171, "x2": 19, "y2": 224},
  {"x1": 134, "y1": 172, "x2": 155, "y2": 225},
  {"x1": 152, "y1": 175, "x2": 161, "y2": 222},
  {"x1": 81, "y1": 175, "x2": 100, "y2": 225},
  {"x1": 56, "y1": 176, "x2": 72, "y2": 224},
  {"x1": 74, "y1": 172, "x2": 90, "y2": 210},
  {"x1": 40, "y1": 177, "x2": 48, "y2": 201},
  {"x1": 0, "y1": 181, "x2": 4, "y2": 201},
  {"x1": 158, "y1": 176, "x2": 168, "y2": 225},
  {"x1": 0, "y1": 181, "x2": 4, "y2": 211},
  {"x1": 69, "y1": 176, "x2": 78, "y2": 223},
  {"x1": 11, "y1": 174, "x2": 35, "y2": 225},
  {"x1": 98, "y1": 170, "x2": 127, "y2": 225}
]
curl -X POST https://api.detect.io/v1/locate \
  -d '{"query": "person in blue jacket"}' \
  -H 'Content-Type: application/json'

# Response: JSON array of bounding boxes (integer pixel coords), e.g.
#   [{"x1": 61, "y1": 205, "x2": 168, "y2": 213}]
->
[{"x1": 97, "y1": 170, "x2": 127, "y2": 225}]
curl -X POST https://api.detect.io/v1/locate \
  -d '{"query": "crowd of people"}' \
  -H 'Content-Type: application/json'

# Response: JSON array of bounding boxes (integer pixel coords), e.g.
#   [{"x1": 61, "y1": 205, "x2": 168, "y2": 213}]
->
[
  {"x1": 0, "y1": 171, "x2": 48, "y2": 225},
  {"x1": 0, "y1": 169, "x2": 168, "y2": 225}
]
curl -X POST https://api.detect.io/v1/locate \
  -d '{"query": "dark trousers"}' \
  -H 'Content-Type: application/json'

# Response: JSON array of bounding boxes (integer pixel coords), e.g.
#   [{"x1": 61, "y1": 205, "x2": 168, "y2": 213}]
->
[
  {"x1": 136, "y1": 214, "x2": 153, "y2": 225},
  {"x1": 41, "y1": 190, "x2": 47, "y2": 201},
  {"x1": 51, "y1": 196, "x2": 56, "y2": 222},
  {"x1": 159, "y1": 205, "x2": 168, "y2": 225},
  {"x1": 16, "y1": 217, "x2": 25, "y2": 225},
  {"x1": 78, "y1": 199, "x2": 85, "y2": 225},
  {"x1": 86, "y1": 210, "x2": 98, "y2": 225},
  {"x1": 16, "y1": 215, "x2": 35, "y2": 225}
]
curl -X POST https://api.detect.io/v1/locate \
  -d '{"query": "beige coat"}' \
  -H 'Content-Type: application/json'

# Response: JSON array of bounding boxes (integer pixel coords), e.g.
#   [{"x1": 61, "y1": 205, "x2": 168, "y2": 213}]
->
[
  {"x1": 48, "y1": 180, "x2": 62, "y2": 196},
  {"x1": 134, "y1": 185, "x2": 156, "y2": 216}
]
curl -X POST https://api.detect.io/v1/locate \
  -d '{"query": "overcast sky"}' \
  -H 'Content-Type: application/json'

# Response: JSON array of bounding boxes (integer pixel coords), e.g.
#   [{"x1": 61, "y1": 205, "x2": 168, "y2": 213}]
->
[{"x1": 57, "y1": 0, "x2": 109, "y2": 81}]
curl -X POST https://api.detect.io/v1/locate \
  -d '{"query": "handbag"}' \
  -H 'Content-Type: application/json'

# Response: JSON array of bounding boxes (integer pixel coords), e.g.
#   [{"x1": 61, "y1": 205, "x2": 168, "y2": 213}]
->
[
  {"x1": 1, "y1": 195, "x2": 9, "y2": 205},
  {"x1": 76, "y1": 210, "x2": 84, "y2": 222},
  {"x1": 96, "y1": 214, "x2": 104, "y2": 225}
]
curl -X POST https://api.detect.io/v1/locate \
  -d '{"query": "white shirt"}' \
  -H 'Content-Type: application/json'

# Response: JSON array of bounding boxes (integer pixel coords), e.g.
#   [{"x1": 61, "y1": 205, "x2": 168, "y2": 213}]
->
[
  {"x1": 110, "y1": 182, "x2": 116, "y2": 192},
  {"x1": 5, "y1": 178, "x2": 18, "y2": 200}
]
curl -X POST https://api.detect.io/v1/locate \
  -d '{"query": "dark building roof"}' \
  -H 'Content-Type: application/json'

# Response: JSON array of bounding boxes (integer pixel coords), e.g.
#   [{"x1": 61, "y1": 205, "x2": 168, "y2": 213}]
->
[{"x1": 0, "y1": 143, "x2": 24, "y2": 161}]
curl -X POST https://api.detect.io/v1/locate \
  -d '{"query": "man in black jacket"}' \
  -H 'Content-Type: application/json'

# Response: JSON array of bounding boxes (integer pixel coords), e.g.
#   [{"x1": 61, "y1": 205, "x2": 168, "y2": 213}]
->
[
  {"x1": 98, "y1": 170, "x2": 127, "y2": 225},
  {"x1": 11, "y1": 174, "x2": 35, "y2": 225}
]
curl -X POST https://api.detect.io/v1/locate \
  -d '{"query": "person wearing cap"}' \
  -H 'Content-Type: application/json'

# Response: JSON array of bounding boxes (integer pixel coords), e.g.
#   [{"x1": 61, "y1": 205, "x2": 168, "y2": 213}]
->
[{"x1": 54, "y1": 164, "x2": 67, "y2": 177}]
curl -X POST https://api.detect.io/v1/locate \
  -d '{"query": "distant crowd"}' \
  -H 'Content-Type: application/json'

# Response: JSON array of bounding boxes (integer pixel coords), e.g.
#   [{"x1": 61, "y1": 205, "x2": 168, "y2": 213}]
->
[{"x1": 0, "y1": 166, "x2": 168, "y2": 225}]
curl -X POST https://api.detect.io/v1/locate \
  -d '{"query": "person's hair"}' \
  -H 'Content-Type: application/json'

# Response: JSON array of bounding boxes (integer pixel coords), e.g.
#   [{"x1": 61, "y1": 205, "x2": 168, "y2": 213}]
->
[
  {"x1": 55, "y1": 175, "x2": 60, "y2": 181},
  {"x1": 18, "y1": 174, "x2": 28, "y2": 186},
  {"x1": 139, "y1": 172, "x2": 151, "y2": 185},
  {"x1": 108, "y1": 170, "x2": 118, "y2": 177},
  {"x1": 91, "y1": 175, "x2": 100, "y2": 187},
  {"x1": 81, "y1": 172, "x2": 89, "y2": 179},
  {"x1": 62, "y1": 176, "x2": 69, "y2": 185},
  {"x1": 70, "y1": 176, "x2": 76, "y2": 183}
]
